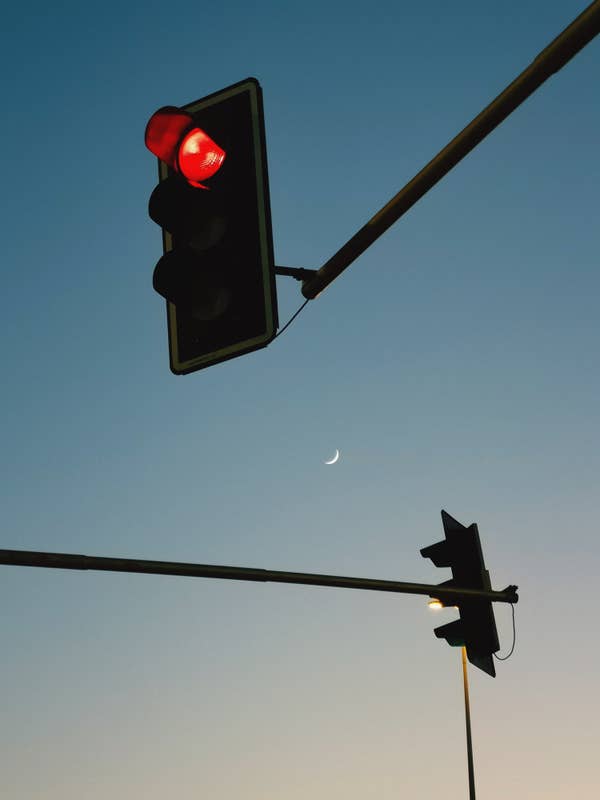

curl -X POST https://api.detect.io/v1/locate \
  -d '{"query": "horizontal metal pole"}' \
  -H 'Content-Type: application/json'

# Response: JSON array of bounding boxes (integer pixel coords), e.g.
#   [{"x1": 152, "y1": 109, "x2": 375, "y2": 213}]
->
[
  {"x1": 301, "y1": 0, "x2": 600, "y2": 299},
  {"x1": 0, "y1": 548, "x2": 518, "y2": 604}
]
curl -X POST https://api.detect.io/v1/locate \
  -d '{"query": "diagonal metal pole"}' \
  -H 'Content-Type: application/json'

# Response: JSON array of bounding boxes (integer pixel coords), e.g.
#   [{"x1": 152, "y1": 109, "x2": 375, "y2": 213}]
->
[
  {"x1": 0, "y1": 548, "x2": 518, "y2": 605},
  {"x1": 301, "y1": 0, "x2": 600, "y2": 300}
]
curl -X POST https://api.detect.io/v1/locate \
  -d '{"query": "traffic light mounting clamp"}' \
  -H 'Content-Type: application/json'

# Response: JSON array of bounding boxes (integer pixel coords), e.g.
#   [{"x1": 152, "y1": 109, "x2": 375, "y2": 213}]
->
[{"x1": 275, "y1": 266, "x2": 317, "y2": 282}]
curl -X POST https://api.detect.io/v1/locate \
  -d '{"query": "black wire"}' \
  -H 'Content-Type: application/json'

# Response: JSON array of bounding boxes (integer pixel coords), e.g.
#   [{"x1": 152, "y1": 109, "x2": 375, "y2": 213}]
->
[
  {"x1": 494, "y1": 603, "x2": 516, "y2": 661},
  {"x1": 274, "y1": 298, "x2": 310, "y2": 339}
]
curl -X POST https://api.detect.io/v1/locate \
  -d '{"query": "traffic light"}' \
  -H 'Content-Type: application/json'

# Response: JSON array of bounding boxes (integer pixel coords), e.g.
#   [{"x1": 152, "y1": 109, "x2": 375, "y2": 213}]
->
[
  {"x1": 144, "y1": 78, "x2": 278, "y2": 374},
  {"x1": 421, "y1": 511, "x2": 500, "y2": 676}
]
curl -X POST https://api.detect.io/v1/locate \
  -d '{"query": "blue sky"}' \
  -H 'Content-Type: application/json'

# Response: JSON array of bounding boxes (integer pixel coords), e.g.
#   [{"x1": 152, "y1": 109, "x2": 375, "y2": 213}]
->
[{"x1": 1, "y1": 1, "x2": 599, "y2": 797}]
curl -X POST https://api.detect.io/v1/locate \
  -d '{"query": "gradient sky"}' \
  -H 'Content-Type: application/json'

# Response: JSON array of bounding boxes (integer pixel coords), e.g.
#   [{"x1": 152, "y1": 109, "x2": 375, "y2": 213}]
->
[{"x1": 1, "y1": 1, "x2": 598, "y2": 798}]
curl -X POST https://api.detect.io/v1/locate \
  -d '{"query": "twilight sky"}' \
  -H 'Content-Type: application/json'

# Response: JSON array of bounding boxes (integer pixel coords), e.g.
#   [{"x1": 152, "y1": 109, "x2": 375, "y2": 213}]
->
[{"x1": 1, "y1": 1, "x2": 598, "y2": 798}]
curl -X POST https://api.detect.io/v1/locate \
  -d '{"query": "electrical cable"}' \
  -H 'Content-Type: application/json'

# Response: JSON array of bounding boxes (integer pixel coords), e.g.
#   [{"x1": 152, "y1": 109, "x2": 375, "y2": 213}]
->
[
  {"x1": 274, "y1": 298, "x2": 310, "y2": 339},
  {"x1": 494, "y1": 602, "x2": 516, "y2": 661}
]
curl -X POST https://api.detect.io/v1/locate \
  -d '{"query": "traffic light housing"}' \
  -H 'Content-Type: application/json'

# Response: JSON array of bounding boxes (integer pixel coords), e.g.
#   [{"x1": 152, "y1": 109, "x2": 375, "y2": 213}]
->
[
  {"x1": 421, "y1": 511, "x2": 500, "y2": 676},
  {"x1": 145, "y1": 78, "x2": 278, "y2": 374}
]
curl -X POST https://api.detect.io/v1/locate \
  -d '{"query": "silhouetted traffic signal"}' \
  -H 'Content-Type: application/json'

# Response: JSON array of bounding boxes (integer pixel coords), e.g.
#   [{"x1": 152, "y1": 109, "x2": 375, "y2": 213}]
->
[
  {"x1": 145, "y1": 78, "x2": 278, "y2": 374},
  {"x1": 421, "y1": 511, "x2": 500, "y2": 676}
]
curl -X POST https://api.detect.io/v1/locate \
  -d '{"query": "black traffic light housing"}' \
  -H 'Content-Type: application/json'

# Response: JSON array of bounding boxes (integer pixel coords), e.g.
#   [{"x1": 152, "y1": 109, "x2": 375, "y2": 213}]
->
[
  {"x1": 145, "y1": 78, "x2": 278, "y2": 375},
  {"x1": 421, "y1": 510, "x2": 500, "y2": 677}
]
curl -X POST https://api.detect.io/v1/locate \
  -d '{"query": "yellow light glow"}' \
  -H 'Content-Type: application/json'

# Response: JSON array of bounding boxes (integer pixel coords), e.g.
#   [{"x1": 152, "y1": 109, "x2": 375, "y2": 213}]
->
[{"x1": 428, "y1": 598, "x2": 443, "y2": 609}]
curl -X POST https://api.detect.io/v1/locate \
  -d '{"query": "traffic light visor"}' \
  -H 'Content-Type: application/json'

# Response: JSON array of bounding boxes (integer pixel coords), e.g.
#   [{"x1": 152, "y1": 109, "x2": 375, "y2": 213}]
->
[
  {"x1": 145, "y1": 106, "x2": 225, "y2": 188},
  {"x1": 145, "y1": 107, "x2": 191, "y2": 165}
]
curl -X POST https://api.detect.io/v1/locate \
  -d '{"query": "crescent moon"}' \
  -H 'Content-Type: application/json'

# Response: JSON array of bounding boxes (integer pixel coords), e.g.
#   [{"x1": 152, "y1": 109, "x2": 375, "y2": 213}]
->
[{"x1": 325, "y1": 449, "x2": 340, "y2": 465}]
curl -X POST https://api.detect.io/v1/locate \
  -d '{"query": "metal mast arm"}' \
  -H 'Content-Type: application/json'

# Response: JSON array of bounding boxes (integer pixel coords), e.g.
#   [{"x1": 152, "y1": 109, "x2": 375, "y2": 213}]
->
[
  {"x1": 301, "y1": 1, "x2": 600, "y2": 299},
  {"x1": 0, "y1": 548, "x2": 518, "y2": 604}
]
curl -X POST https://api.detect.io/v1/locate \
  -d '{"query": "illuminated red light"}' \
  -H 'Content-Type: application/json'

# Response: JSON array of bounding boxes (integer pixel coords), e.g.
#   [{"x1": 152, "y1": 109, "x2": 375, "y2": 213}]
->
[
  {"x1": 177, "y1": 128, "x2": 225, "y2": 188},
  {"x1": 145, "y1": 106, "x2": 226, "y2": 188}
]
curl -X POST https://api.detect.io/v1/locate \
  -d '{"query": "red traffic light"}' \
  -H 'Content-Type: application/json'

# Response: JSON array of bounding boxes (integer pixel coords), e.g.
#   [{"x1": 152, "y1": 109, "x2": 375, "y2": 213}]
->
[
  {"x1": 145, "y1": 106, "x2": 225, "y2": 188},
  {"x1": 145, "y1": 79, "x2": 278, "y2": 375}
]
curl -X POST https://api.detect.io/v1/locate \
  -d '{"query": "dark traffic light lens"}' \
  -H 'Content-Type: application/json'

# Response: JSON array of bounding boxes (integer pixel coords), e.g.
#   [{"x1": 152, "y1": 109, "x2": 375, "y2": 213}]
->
[
  {"x1": 152, "y1": 247, "x2": 229, "y2": 319},
  {"x1": 149, "y1": 175, "x2": 227, "y2": 247}
]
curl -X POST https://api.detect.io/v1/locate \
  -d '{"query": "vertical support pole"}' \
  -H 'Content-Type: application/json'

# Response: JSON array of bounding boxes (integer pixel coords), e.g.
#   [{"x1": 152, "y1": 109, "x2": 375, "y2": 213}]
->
[{"x1": 462, "y1": 646, "x2": 476, "y2": 800}]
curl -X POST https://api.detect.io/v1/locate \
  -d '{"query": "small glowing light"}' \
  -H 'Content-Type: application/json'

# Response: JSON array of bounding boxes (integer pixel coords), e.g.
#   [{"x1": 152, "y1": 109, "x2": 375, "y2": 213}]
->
[{"x1": 428, "y1": 598, "x2": 443, "y2": 610}]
